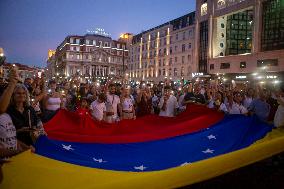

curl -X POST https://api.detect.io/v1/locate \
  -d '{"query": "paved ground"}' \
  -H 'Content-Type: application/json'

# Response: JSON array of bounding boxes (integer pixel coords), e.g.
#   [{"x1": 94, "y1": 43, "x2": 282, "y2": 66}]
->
[{"x1": 180, "y1": 152, "x2": 284, "y2": 189}]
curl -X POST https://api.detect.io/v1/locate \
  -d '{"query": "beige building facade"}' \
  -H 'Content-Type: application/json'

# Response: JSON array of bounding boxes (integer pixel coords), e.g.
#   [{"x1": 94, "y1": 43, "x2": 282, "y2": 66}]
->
[
  {"x1": 128, "y1": 12, "x2": 197, "y2": 83},
  {"x1": 50, "y1": 33, "x2": 129, "y2": 81}
]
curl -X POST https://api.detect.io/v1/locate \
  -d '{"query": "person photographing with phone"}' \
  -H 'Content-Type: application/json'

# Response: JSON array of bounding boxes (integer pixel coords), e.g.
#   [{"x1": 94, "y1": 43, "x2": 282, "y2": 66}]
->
[
  {"x1": 0, "y1": 66, "x2": 44, "y2": 148},
  {"x1": 158, "y1": 86, "x2": 178, "y2": 117}
]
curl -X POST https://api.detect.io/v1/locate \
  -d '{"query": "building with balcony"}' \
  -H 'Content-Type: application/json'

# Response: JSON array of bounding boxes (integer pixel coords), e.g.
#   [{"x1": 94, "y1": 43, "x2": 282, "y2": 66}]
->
[
  {"x1": 195, "y1": 0, "x2": 284, "y2": 83},
  {"x1": 1, "y1": 62, "x2": 42, "y2": 82},
  {"x1": 128, "y1": 12, "x2": 197, "y2": 82},
  {"x1": 51, "y1": 32, "x2": 129, "y2": 80}
]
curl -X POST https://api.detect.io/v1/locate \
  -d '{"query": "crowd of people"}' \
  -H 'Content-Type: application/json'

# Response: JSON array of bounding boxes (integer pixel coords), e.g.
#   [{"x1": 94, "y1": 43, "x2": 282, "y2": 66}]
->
[{"x1": 0, "y1": 67, "x2": 284, "y2": 160}]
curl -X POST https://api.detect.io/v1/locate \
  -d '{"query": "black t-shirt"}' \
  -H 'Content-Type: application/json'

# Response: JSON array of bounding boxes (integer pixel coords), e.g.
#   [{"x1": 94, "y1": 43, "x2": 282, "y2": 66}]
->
[
  {"x1": 7, "y1": 105, "x2": 40, "y2": 145},
  {"x1": 184, "y1": 92, "x2": 195, "y2": 102},
  {"x1": 195, "y1": 94, "x2": 206, "y2": 104}
]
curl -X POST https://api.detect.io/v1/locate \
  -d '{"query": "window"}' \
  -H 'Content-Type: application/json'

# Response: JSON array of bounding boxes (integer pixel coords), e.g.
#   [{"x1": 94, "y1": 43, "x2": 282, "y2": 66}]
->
[
  {"x1": 182, "y1": 56, "x2": 185, "y2": 64},
  {"x1": 158, "y1": 69, "x2": 161, "y2": 76},
  {"x1": 261, "y1": 0, "x2": 284, "y2": 51},
  {"x1": 104, "y1": 42, "x2": 108, "y2": 47},
  {"x1": 163, "y1": 48, "x2": 166, "y2": 54},
  {"x1": 70, "y1": 38, "x2": 74, "y2": 43},
  {"x1": 240, "y1": 61, "x2": 246, "y2": 68},
  {"x1": 181, "y1": 67, "x2": 184, "y2": 76},
  {"x1": 220, "y1": 63, "x2": 230, "y2": 69},
  {"x1": 183, "y1": 32, "x2": 186, "y2": 40},
  {"x1": 169, "y1": 68, "x2": 172, "y2": 76},
  {"x1": 225, "y1": 9, "x2": 253, "y2": 55},
  {"x1": 182, "y1": 44, "x2": 186, "y2": 52},
  {"x1": 164, "y1": 38, "x2": 167, "y2": 45},
  {"x1": 159, "y1": 59, "x2": 161, "y2": 66},
  {"x1": 175, "y1": 57, "x2": 178, "y2": 62},
  {"x1": 76, "y1": 39, "x2": 80, "y2": 44},
  {"x1": 163, "y1": 59, "x2": 165, "y2": 66},
  {"x1": 257, "y1": 59, "x2": 278, "y2": 67},
  {"x1": 189, "y1": 30, "x2": 193, "y2": 37},
  {"x1": 188, "y1": 54, "x2": 191, "y2": 61},
  {"x1": 162, "y1": 69, "x2": 165, "y2": 76},
  {"x1": 220, "y1": 43, "x2": 224, "y2": 48},
  {"x1": 175, "y1": 46, "x2": 178, "y2": 51},
  {"x1": 176, "y1": 33, "x2": 178, "y2": 40},
  {"x1": 188, "y1": 43, "x2": 192, "y2": 49},
  {"x1": 174, "y1": 68, "x2": 178, "y2": 76},
  {"x1": 170, "y1": 47, "x2": 172, "y2": 54},
  {"x1": 169, "y1": 58, "x2": 172, "y2": 65},
  {"x1": 210, "y1": 64, "x2": 214, "y2": 70}
]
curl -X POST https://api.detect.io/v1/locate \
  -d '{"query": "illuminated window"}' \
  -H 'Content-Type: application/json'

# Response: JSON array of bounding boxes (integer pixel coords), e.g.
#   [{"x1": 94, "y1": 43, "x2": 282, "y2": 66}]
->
[
  {"x1": 201, "y1": 3, "x2": 208, "y2": 16},
  {"x1": 261, "y1": 0, "x2": 284, "y2": 51},
  {"x1": 240, "y1": 61, "x2": 246, "y2": 68}
]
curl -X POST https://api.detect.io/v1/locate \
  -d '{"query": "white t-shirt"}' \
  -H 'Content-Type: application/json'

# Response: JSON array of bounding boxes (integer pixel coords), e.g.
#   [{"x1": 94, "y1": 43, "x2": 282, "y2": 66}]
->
[
  {"x1": 219, "y1": 103, "x2": 228, "y2": 113},
  {"x1": 274, "y1": 97, "x2": 284, "y2": 128},
  {"x1": 106, "y1": 93, "x2": 120, "y2": 117},
  {"x1": 152, "y1": 95, "x2": 159, "y2": 107},
  {"x1": 228, "y1": 102, "x2": 248, "y2": 114},
  {"x1": 243, "y1": 96, "x2": 253, "y2": 109},
  {"x1": 159, "y1": 95, "x2": 179, "y2": 117},
  {"x1": 122, "y1": 97, "x2": 134, "y2": 111},
  {"x1": 90, "y1": 100, "x2": 106, "y2": 121},
  {"x1": 178, "y1": 94, "x2": 185, "y2": 107},
  {"x1": 0, "y1": 113, "x2": 17, "y2": 150}
]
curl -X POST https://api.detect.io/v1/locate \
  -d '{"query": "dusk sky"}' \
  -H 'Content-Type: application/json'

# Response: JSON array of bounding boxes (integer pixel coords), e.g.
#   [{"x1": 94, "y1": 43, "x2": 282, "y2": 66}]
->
[{"x1": 0, "y1": 0, "x2": 196, "y2": 68}]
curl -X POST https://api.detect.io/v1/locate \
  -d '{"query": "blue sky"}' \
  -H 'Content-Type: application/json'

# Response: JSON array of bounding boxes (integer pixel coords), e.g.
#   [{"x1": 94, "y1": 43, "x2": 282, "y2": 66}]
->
[{"x1": 0, "y1": 0, "x2": 196, "y2": 67}]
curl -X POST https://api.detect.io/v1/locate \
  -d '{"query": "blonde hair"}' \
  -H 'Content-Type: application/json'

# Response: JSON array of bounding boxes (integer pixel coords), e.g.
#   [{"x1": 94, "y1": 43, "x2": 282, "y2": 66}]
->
[{"x1": 10, "y1": 84, "x2": 31, "y2": 107}]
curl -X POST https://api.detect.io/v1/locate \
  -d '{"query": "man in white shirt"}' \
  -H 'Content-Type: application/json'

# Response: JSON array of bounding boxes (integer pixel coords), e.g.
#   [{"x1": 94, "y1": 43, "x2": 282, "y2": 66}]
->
[
  {"x1": 159, "y1": 86, "x2": 179, "y2": 117},
  {"x1": 105, "y1": 84, "x2": 121, "y2": 123},
  {"x1": 228, "y1": 93, "x2": 248, "y2": 115},
  {"x1": 243, "y1": 88, "x2": 254, "y2": 108},
  {"x1": 90, "y1": 93, "x2": 106, "y2": 121}
]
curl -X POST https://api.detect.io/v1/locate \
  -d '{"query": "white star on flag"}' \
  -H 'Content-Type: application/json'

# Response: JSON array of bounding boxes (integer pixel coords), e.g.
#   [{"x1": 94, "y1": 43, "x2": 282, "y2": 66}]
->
[
  {"x1": 62, "y1": 144, "x2": 74, "y2": 151},
  {"x1": 202, "y1": 148, "x2": 214, "y2": 154},
  {"x1": 93, "y1": 158, "x2": 107, "y2": 163},
  {"x1": 134, "y1": 165, "x2": 147, "y2": 171},
  {"x1": 180, "y1": 162, "x2": 191, "y2": 166},
  {"x1": 207, "y1": 134, "x2": 216, "y2": 140}
]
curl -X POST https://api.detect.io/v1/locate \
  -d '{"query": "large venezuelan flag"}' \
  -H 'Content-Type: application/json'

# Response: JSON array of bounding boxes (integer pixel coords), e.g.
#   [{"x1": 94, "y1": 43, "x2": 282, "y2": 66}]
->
[{"x1": 1, "y1": 105, "x2": 284, "y2": 189}]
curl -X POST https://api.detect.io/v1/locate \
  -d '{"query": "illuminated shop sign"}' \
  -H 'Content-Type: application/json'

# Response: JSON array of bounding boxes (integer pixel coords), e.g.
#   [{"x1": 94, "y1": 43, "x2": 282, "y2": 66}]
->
[
  {"x1": 192, "y1": 72, "x2": 204, "y2": 77},
  {"x1": 236, "y1": 75, "x2": 247, "y2": 79}
]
